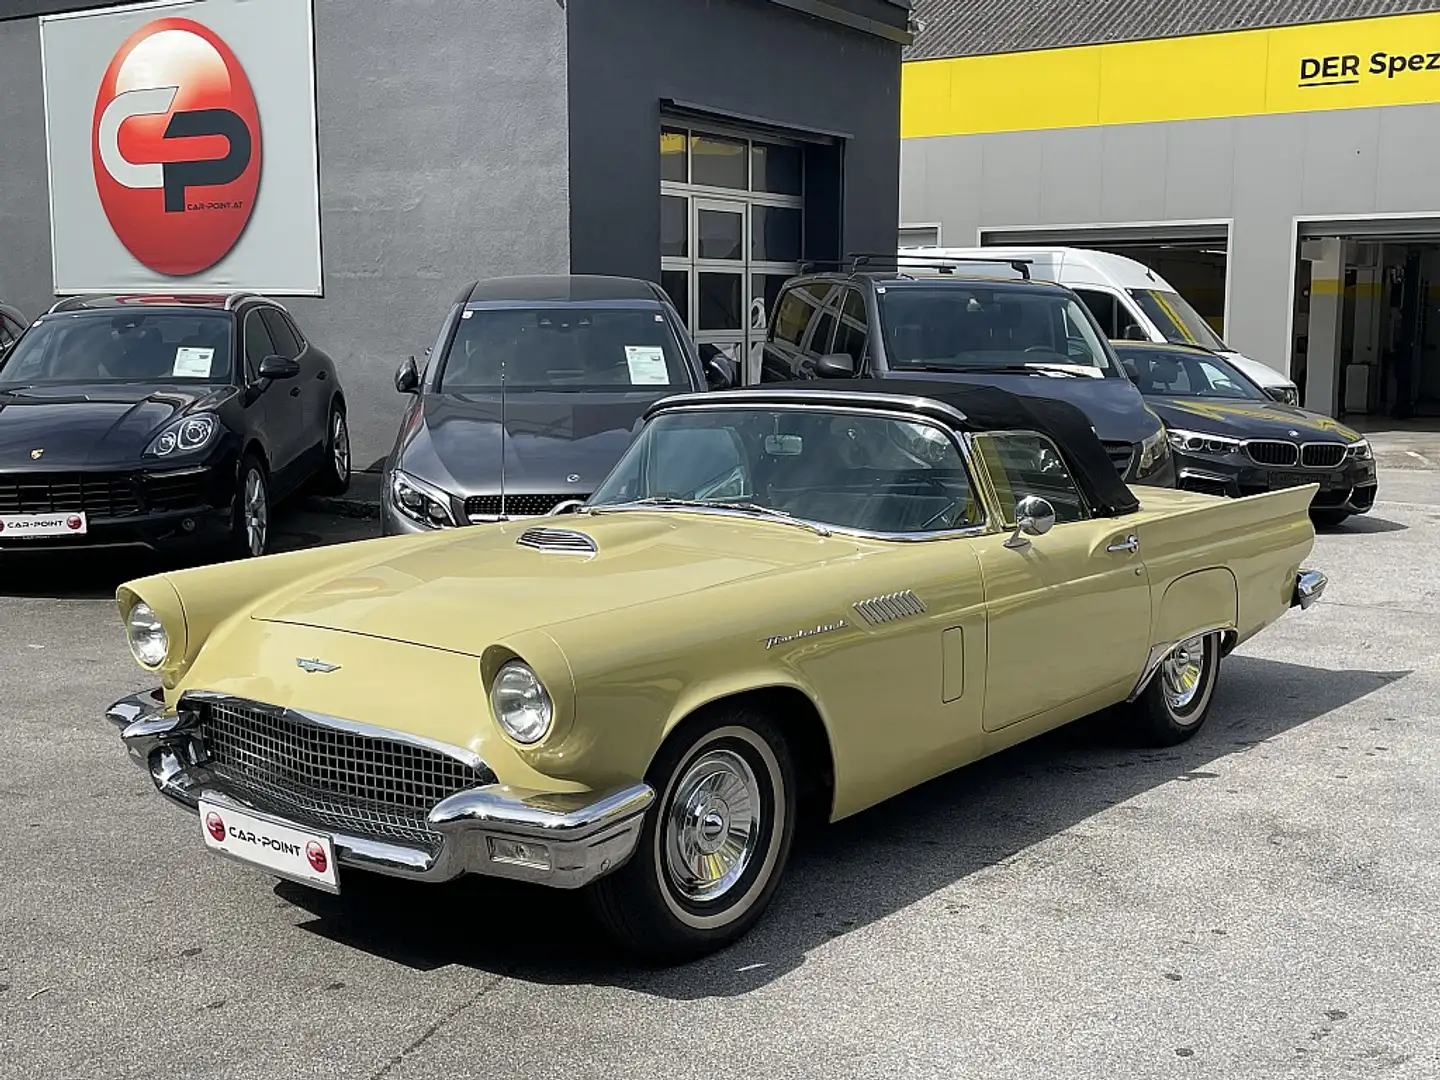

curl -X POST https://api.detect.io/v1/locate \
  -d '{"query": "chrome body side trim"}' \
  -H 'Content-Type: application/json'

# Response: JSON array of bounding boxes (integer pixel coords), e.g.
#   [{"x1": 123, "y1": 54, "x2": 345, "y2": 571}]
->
[
  {"x1": 107, "y1": 690, "x2": 653, "y2": 889},
  {"x1": 1126, "y1": 624, "x2": 1235, "y2": 703},
  {"x1": 1293, "y1": 568, "x2": 1328, "y2": 610}
]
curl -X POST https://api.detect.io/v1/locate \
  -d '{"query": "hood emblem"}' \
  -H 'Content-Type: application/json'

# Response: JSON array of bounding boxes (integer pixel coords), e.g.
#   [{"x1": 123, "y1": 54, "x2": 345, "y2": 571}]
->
[
  {"x1": 30, "y1": 448, "x2": 43, "y2": 460},
  {"x1": 1288, "y1": 430, "x2": 1299, "y2": 438},
  {"x1": 566, "y1": 473, "x2": 581, "y2": 483},
  {"x1": 296, "y1": 658, "x2": 341, "y2": 674}
]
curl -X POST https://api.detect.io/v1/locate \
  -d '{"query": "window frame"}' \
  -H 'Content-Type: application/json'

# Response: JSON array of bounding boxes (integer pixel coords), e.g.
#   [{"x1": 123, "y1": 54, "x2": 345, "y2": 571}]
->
[
  {"x1": 242, "y1": 307, "x2": 277, "y2": 384},
  {"x1": 259, "y1": 307, "x2": 302, "y2": 361},
  {"x1": 967, "y1": 429, "x2": 1094, "y2": 529}
]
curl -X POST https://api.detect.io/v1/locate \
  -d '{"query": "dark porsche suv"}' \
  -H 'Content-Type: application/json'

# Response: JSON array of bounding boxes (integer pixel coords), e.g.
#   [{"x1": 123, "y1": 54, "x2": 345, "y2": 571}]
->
[
  {"x1": 0, "y1": 293, "x2": 349, "y2": 560},
  {"x1": 758, "y1": 261, "x2": 1175, "y2": 488}
]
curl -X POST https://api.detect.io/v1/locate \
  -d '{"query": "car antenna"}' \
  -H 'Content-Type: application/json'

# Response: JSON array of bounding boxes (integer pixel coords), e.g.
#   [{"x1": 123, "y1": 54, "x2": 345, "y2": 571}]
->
[{"x1": 499, "y1": 354, "x2": 508, "y2": 521}]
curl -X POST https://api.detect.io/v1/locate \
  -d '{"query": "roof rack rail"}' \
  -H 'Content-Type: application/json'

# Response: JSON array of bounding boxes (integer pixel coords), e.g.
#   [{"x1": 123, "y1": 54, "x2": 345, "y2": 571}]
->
[
  {"x1": 223, "y1": 291, "x2": 263, "y2": 310},
  {"x1": 45, "y1": 296, "x2": 87, "y2": 314},
  {"x1": 848, "y1": 252, "x2": 1033, "y2": 280}
]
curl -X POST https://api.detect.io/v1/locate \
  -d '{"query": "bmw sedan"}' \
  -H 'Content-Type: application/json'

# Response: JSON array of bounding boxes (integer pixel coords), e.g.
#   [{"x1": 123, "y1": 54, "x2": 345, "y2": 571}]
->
[
  {"x1": 382, "y1": 275, "x2": 732, "y2": 535},
  {"x1": 1113, "y1": 341, "x2": 1377, "y2": 525},
  {"x1": 0, "y1": 293, "x2": 350, "y2": 559}
]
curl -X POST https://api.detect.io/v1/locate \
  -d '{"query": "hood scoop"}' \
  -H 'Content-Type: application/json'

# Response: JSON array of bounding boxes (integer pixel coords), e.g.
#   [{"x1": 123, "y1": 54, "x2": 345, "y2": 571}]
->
[{"x1": 515, "y1": 526, "x2": 598, "y2": 555}]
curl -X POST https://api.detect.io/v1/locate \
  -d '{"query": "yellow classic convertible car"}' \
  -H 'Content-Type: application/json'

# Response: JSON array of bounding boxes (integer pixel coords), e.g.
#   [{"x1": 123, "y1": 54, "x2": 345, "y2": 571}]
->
[{"x1": 105, "y1": 381, "x2": 1327, "y2": 961}]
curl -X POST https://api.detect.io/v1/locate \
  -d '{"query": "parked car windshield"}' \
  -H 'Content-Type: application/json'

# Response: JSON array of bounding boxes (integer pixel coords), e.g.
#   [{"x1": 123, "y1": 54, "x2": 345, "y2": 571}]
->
[
  {"x1": 1115, "y1": 345, "x2": 1268, "y2": 402},
  {"x1": 1128, "y1": 289, "x2": 1227, "y2": 351},
  {"x1": 0, "y1": 311, "x2": 234, "y2": 385},
  {"x1": 437, "y1": 305, "x2": 694, "y2": 392},
  {"x1": 876, "y1": 285, "x2": 1119, "y2": 376},
  {"x1": 587, "y1": 407, "x2": 982, "y2": 534}
]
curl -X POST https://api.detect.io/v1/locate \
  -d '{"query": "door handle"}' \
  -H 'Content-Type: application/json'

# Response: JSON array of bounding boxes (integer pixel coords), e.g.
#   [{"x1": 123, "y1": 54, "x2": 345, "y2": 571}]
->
[{"x1": 1107, "y1": 534, "x2": 1139, "y2": 554}]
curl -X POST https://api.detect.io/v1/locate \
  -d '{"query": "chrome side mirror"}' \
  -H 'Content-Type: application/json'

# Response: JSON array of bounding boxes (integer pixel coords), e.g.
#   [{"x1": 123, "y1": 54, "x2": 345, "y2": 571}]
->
[{"x1": 1004, "y1": 495, "x2": 1056, "y2": 549}]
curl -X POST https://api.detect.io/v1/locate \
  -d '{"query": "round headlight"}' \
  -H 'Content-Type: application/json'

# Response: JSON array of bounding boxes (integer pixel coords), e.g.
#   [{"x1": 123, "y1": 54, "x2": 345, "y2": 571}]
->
[
  {"x1": 490, "y1": 661, "x2": 553, "y2": 744},
  {"x1": 126, "y1": 602, "x2": 169, "y2": 668}
]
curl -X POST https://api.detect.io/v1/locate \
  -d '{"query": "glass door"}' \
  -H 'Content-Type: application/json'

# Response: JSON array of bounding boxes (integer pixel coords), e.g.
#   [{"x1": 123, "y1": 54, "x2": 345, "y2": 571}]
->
[{"x1": 693, "y1": 196, "x2": 748, "y2": 375}]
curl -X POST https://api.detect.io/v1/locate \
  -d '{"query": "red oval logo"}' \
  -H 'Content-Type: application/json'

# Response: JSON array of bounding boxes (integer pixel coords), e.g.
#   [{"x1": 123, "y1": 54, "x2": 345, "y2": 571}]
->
[
  {"x1": 205, "y1": 811, "x2": 225, "y2": 841},
  {"x1": 91, "y1": 18, "x2": 261, "y2": 276},
  {"x1": 305, "y1": 841, "x2": 328, "y2": 874},
  {"x1": 66, "y1": 515, "x2": 83, "y2": 530}
]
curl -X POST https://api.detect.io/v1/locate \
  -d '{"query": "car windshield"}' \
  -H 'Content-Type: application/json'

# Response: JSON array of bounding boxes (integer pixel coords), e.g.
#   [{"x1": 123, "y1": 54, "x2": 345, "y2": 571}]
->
[
  {"x1": 0, "y1": 311, "x2": 233, "y2": 386},
  {"x1": 1128, "y1": 289, "x2": 1227, "y2": 351},
  {"x1": 1115, "y1": 345, "x2": 1267, "y2": 401},
  {"x1": 877, "y1": 285, "x2": 1118, "y2": 376},
  {"x1": 587, "y1": 407, "x2": 983, "y2": 534},
  {"x1": 436, "y1": 305, "x2": 694, "y2": 392}
]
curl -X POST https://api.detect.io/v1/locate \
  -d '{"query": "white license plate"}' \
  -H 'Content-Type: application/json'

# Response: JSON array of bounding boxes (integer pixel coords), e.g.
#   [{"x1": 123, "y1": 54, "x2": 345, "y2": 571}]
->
[
  {"x1": 0, "y1": 511, "x2": 87, "y2": 538},
  {"x1": 198, "y1": 799, "x2": 339, "y2": 893}
]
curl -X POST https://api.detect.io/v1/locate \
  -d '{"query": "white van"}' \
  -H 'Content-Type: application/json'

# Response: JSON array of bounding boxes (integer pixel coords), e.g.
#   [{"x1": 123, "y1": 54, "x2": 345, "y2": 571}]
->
[{"x1": 898, "y1": 246, "x2": 1299, "y2": 405}]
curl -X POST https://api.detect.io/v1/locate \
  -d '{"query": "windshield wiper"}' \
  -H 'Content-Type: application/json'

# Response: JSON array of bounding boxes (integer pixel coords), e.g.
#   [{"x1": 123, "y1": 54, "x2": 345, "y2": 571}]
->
[
  {"x1": 588, "y1": 497, "x2": 831, "y2": 536},
  {"x1": 901, "y1": 362, "x2": 1096, "y2": 377}
]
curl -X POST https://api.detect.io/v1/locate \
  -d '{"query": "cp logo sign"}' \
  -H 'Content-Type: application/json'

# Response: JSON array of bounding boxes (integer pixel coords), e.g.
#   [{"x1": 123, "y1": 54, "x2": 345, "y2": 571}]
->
[{"x1": 91, "y1": 18, "x2": 261, "y2": 276}]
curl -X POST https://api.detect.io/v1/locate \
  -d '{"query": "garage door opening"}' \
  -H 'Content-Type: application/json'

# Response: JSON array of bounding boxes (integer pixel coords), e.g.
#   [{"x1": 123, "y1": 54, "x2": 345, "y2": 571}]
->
[
  {"x1": 978, "y1": 225, "x2": 1230, "y2": 337},
  {"x1": 1294, "y1": 220, "x2": 1440, "y2": 420}
]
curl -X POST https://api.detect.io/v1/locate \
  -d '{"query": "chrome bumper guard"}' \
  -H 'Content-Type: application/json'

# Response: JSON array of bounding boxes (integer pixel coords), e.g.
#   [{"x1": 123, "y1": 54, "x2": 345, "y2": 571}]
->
[
  {"x1": 105, "y1": 690, "x2": 654, "y2": 889},
  {"x1": 1292, "y1": 568, "x2": 1328, "y2": 610}
]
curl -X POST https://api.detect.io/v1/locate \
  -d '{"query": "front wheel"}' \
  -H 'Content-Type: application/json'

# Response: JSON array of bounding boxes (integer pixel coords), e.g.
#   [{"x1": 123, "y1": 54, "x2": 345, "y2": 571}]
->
[
  {"x1": 1123, "y1": 631, "x2": 1222, "y2": 747},
  {"x1": 588, "y1": 707, "x2": 796, "y2": 963},
  {"x1": 314, "y1": 404, "x2": 351, "y2": 496},
  {"x1": 227, "y1": 455, "x2": 270, "y2": 560},
  {"x1": 1310, "y1": 508, "x2": 1350, "y2": 528}
]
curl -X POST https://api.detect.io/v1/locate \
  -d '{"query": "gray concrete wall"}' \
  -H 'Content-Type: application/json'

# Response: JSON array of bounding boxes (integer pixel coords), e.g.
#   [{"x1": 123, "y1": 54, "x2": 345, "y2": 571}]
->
[
  {"x1": 900, "y1": 101, "x2": 1440, "y2": 381},
  {"x1": 0, "y1": 0, "x2": 571, "y2": 468}
]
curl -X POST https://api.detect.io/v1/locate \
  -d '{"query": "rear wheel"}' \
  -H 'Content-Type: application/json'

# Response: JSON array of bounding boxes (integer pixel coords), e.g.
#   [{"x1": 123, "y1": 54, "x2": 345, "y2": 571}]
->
[
  {"x1": 1124, "y1": 631, "x2": 1221, "y2": 747},
  {"x1": 588, "y1": 706, "x2": 796, "y2": 963},
  {"x1": 1310, "y1": 508, "x2": 1350, "y2": 528},
  {"x1": 227, "y1": 455, "x2": 270, "y2": 560},
  {"x1": 314, "y1": 403, "x2": 351, "y2": 495}
]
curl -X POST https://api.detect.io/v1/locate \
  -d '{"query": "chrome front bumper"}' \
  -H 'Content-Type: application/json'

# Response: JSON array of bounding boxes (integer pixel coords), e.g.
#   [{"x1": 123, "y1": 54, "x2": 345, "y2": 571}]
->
[
  {"x1": 1292, "y1": 568, "x2": 1328, "y2": 610},
  {"x1": 105, "y1": 689, "x2": 654, "y2": 889}
]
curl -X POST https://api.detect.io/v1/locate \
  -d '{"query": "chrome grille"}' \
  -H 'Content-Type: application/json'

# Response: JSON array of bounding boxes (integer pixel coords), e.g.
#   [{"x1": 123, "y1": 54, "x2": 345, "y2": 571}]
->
[
  {"x1": 1101, "y1": 441, "x2": 1135, "y2": 477},
  {"x1": 853, "y1": 590, "x2": 927, "y2": 625},
  {"x1": 0, "y1": 472, "x2": 142, "y2": 516},
  {"x1": 466, "y1": 493, "x2": 582, "y2": 519},
  {"x1": 516, "y1": 527, "x2": 598, "y2": 554},
  {"x1": 1301, "y1": 443, "x2": 1346, "y2": 468},
  {"x1": 1246, "y1": 440, "x2": 1299, "y2": 467},
  {"x1": 196, "y1": 699, "x2": 494, "y2": 845}
]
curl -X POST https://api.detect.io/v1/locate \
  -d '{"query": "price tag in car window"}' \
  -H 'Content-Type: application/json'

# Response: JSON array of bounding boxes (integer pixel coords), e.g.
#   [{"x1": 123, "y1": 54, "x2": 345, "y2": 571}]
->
[
  {"x1": 172, "y1": 347, "x2": 214, "y2": 378},
  {"x1": 624, "y1": 345, "x2": 669, "y2": 385}
]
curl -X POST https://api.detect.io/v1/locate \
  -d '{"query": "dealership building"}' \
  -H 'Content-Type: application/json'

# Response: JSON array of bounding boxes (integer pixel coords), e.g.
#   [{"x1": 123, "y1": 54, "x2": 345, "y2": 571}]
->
[
  {"x1": 0, "y1": 0, "x2": 909, "y2": 463},
  {"x1": 902, "y1": 0, "x2": 1440, "y2": 420}
]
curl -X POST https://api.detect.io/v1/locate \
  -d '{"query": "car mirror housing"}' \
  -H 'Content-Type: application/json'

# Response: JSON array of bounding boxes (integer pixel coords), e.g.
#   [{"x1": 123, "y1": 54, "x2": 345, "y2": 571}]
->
[
  {"x1": 395, "y1": 356, "x2": 420, "y2": 394},
  {"x1": 1003, "y1": 495, "x2": 1057, "y2": 549},
  {"x1": 703, "y1": 354, "x2": 736, "y2": 390},
  {"x1": 257, "y1": 354, "x2": 300, "y2": 380},
  {"x1": 814, "y1": 352, "x2": 855, "y2": 378}
]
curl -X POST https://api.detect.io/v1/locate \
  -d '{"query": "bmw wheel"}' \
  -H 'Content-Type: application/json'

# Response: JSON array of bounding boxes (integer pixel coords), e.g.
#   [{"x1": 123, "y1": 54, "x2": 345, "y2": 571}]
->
[
  {"x1": 1125, "y1": 631, "x2": 1222, "y2": 747},
  {"x1": 315, "y1": 403, "x2": 351, "y2": 496},
  {"x1": 589, "y1": 705, "x2": 796, "y2": 962}
]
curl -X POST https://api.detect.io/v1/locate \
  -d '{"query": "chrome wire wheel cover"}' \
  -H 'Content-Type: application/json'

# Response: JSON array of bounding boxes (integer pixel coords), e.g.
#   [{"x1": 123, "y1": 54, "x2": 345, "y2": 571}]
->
[
  {"x1": 332, "y1": 412, "x2": 350, "y2": 480},
  {"x1": 662, "y1": 748, "x2": 762, "y2": 904},
  {"x1": 1161, "y1": 634, "x2": 1207, "y2": 716},
  {"x1": 244, "y1": 468, "x2": 268, "y2": 556}
]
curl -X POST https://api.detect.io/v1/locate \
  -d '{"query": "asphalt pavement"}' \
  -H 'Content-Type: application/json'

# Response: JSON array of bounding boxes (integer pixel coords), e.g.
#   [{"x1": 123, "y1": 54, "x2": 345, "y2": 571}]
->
[{"x1": 1, "y1": 471, "x2": 1436, "y2": 1080}]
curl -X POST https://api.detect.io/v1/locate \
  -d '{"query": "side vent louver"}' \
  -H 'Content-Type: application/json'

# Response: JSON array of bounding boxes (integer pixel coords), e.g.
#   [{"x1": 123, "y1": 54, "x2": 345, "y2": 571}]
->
[
  {"x1": 853, "y1": 590, "x2": 926, "y2": 625},
  {"x1": 516, "y1": 527, "x2": 598, "y2": 555}
]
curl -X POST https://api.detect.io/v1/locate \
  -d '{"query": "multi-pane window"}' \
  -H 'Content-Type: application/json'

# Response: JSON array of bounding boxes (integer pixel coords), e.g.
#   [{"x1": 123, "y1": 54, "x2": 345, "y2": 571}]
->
[{"x1": 660, "y1": 122, "x2": 805, "y2": 385}]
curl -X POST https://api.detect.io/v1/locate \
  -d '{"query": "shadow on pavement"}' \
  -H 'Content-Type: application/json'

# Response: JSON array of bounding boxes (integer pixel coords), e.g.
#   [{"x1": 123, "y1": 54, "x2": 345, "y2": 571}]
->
[
  {"x1": 279, "y1": 655, "x2": 1409, "y2": 996},
  {"x1": 0, "y1": 497, "x2": 375, "y2": 600},
  {"x1": 1319, "y1": 514, "x2": 1407, "y2": 535}
]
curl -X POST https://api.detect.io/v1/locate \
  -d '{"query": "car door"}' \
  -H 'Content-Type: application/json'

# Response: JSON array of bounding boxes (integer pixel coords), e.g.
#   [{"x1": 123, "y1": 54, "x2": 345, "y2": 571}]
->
[
  {"x1": 761, "y1": 282, "x2": 835, "y2": 380},
  {"x1": 241, "y1": 307, "x2": 304, "y2": 475},
  {"x1": 829, "y1": 287, "x2": 869, "y2": 375},
  {"x1": 262, "y1": 308, "x2": 327, "y2": 466},
  {"x1": 968, "y1": 430, "x2": 1152, "y2": 731}
]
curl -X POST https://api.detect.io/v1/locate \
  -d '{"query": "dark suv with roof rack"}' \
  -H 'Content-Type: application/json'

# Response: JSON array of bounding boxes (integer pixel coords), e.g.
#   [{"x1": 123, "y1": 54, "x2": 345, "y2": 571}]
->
[
  {"x1": 757, "y1": 256, "x2": 1175, "y2": 488},
  {"x1": 0, "y1": 292, "x2": 349, "y2": 560}
]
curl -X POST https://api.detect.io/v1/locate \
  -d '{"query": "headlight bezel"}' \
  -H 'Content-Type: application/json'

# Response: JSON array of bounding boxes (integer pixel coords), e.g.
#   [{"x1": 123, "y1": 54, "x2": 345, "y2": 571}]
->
[
  {"x1": 390, "y1": 469, "x2": 459, "y2": 528},
  {"x1": 1347, "y1": 438, "x2": 1372, "y2": 461},
  {"x1": 1166, "y1": 427, "x2": 1244, "y2": 457},
  {"x1": 490, "y1": 660, "x2": 554, "y2": 745},
  {"x1": 1134, "y1": 424, "x2": 1172, "y2": 478},
  {"x1": 125, "y1": 601, "x2": 170, "y2": 669},
  {"x1": 144, "y1": 413, "x2": 220, "y2": 458}
]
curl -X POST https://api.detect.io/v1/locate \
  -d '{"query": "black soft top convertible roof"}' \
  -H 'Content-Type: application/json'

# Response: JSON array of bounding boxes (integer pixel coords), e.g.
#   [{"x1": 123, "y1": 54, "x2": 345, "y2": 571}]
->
[{"x1": 649, "y1": 380, "x2": 1141, "y2": 517}]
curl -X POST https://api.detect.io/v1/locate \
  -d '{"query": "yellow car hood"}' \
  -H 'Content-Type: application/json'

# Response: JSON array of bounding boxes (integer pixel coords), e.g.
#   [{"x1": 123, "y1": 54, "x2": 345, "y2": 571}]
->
[{"x1": 254, "y1": 513, "x2": 852, "y2": 654}]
